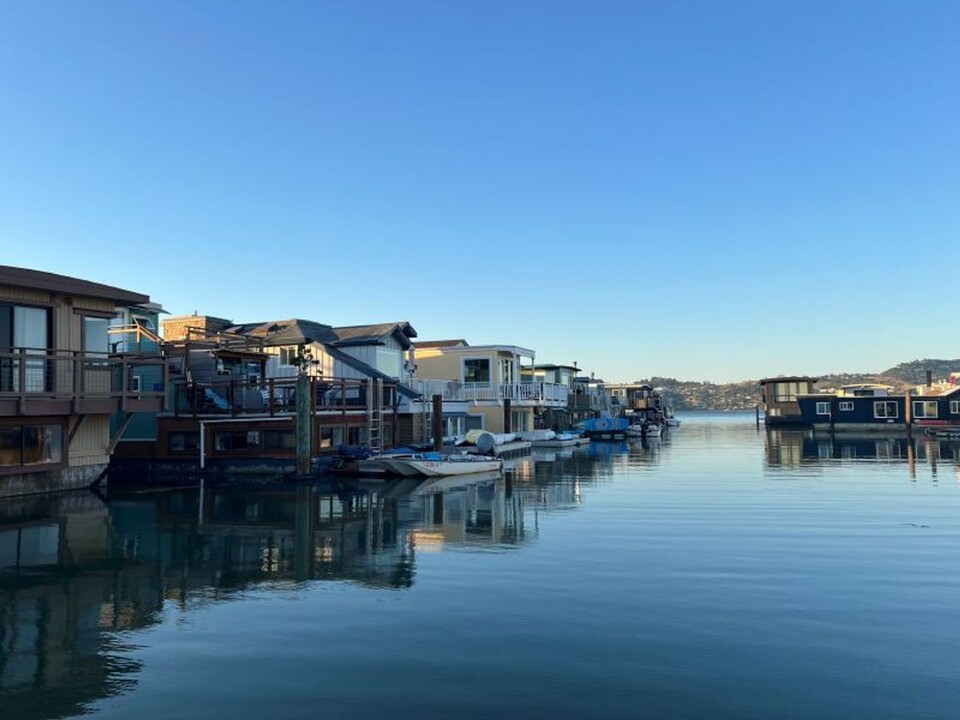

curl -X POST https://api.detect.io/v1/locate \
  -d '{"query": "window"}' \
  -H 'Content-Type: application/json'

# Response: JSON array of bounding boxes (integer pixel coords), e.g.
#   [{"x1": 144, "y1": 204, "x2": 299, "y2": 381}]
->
[
  {"x1": 0, "y1": 304, "x2": 52, "y2": 392},
  {"x1": 951, "y1": 400, "x2": 960, "y2": 415},
  {"x1": 0, "y1": 424, "x2": 64, "y2": 468},
  {"x1": 263, "y1": 429, "x2": 296, "y2": 451},
  {"x1": 375, "y1": 349, "x2": 401, "y2": 378},
  {"x1": 347, "y1": 426, "x2": 368, "y2": 446},
  {"x1": 320, "y1": 425, "x2": 344, "y2": 450},
  {"x1": 463, "y1": 358, "x2": 490, "y2": 383},
  {"x1": 839, "y1": 401, "x2": 854, "y2": 411},
  {"x1": 168, "y1": 431, "x2": 200, "y2": 452},
  {"x1": 816, "y1": 402, "x2": 830, "y2": 415},
  {"x1": 83, "y1": 316, "x2": 110, "y2": 356},
  {"x1": 773, "y1": 382, "x2": 803, "y2": 402},
  {"x1": 874, "y1": 401, "x2": 898, "y2": 419},
  {"x1": 278, "y1": 346, "x2": 301, "y2": 366},
  {"x1": 913, "y1": 401, "x2": 938, "y2": 419},
  {"x1": 214, "y1": 431, "x2": 260, "y2": 451}
]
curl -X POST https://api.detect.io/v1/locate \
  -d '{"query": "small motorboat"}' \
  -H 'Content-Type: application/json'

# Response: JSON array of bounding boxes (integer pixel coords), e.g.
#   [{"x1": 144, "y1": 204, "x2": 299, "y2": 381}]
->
[{"x1": 379, "y1": 452, "x2": 503, "y2": 478}]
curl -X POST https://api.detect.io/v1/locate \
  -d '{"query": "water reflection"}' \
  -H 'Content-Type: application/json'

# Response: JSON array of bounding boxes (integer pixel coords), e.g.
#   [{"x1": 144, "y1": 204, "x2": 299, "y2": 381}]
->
[
  {"x1": 0, "y1": 450, "x2": 609, "y2": 717},
  {"x1": 765, "y1": 429, "x2": 960, "y2": 479}
]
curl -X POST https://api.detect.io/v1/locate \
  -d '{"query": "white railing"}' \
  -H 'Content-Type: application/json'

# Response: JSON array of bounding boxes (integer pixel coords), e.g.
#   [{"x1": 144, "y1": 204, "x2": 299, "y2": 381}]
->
[{"x1": 408, "y1": 379, "x2": 568, "y2": 406}]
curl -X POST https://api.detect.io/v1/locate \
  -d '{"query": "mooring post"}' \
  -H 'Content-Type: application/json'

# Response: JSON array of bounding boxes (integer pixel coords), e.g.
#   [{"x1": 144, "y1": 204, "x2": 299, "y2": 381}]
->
[
  {"x1": 755, "y1": 404, "x2": 760, "y2": 429},
  {"x1": 503, "y1": 398, "x2": 512, "y2": 434},
  {"x1": 904, "y1": 387, "x2": 912, "y2": 442},
  {"x1": 432, "y1": 394, "x2": 443, "y2": 451},
  {"x1": 296, "y1": 373, "x2": 311, "y2": 475}
]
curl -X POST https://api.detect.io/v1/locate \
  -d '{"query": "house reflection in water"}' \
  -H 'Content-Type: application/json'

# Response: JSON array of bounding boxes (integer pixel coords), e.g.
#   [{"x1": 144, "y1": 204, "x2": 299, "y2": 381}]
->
[
  {"x1": 407, "y1": 472, "x2": 529, "y2": 550},
  {"x1": 1, "y1": 459, "x2": 603, "y2": 717},
  {"x1": 0, "y1": 493, "x2": 143, "y2": 720},
  {"x1": 0, "y1": 482, "x2": 415, "y2": 718},
  {"x1": 765, "y1": 430, "x2": 960, "y2": 471}
]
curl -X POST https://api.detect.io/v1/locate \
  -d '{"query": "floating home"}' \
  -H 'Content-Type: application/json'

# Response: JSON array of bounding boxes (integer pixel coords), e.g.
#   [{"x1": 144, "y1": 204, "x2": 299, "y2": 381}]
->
[
  {"x1": 606, "y1": 382, "x2": 665, "y2": 423},
  {"x1": 796, "y1": 377, "x2": 960, "y2": 433},
  {"x1": 0, "y1": 266, "x2": 166, "y2": 497},
  {"x1": 758, "y1": 376, "x2": 818, "y2": 426},
  {"x1": 112, "y1": 315, "x2": 416, "y2": 476}
]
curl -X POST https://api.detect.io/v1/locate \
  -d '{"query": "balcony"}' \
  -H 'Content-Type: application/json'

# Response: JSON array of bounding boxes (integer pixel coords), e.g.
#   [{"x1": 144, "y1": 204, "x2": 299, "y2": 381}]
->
[
  {"x1": 0, "y1": 349, "x2": 167, "y2": 417},
  {"x1": 409, "y1": 380, "x2": 568, "y2": 407},
  {"x1": 170, "y1": 376, "x2": 399, "y2": 417}
]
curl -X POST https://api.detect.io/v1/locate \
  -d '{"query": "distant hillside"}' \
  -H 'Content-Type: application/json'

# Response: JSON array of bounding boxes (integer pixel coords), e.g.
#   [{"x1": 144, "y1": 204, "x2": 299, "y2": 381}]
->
[{"x1": 642, "y1": 359, "x2": 960, "y2": 412}]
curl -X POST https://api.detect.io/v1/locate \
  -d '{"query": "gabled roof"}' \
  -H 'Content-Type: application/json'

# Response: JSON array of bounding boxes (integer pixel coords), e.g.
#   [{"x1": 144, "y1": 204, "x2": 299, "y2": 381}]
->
[
  {"x1": 324, "y1": 345, "x2": 420, "y2": 399},
  {"x1": 416, "y1": 339, "x2": 469, "y2": 349},
  {"x1": 227, "y1": 319, "x2": 338, "y2": 346},
  {"x1": 0, "y1": 265, "x2": 150, "y2": 306},
  {"x1": 333, "y1": 321, "x2": 417, "y2": 350}
]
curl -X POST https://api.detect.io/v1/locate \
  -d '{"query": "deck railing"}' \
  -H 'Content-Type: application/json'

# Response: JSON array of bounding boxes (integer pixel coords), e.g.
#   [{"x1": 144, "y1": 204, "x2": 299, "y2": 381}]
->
[
  {"x1": 170, "y1": 376, "x2": 399, "y2": 417},
  {"x1": 0, "y1": 348, "x2": 167, "y2": 414},
  {"x1": 408, "y1": 379, "x2": 568, "y2": 406}
]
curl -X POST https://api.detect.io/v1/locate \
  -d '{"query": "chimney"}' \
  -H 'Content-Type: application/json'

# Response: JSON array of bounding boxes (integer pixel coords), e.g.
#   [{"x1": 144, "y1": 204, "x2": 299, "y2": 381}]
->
[{"x1": 926, "y1": 370, "x2": 933, "y2": 387}]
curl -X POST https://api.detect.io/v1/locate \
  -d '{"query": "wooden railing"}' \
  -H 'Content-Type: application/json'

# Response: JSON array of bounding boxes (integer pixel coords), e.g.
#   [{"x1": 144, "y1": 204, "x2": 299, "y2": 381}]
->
[
  {"x1": 0, "y1": 348, "x2": 166, "y2": 414},
  {"x1": 170, "y1": 376, "x2": 399, "y2": 417}
]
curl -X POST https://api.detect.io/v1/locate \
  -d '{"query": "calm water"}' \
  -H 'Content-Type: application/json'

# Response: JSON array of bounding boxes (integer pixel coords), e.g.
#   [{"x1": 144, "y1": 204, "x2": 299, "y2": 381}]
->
[{"x1": 3, "y1": 414, "x2": 960, "y2": 719}]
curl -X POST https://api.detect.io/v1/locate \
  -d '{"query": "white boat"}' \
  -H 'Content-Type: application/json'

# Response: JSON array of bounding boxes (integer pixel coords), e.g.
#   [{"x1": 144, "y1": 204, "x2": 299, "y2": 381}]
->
[
  {"x1": 626, "y1": 422, "x2": 662, "y2": 439},
  {"x1": 666, "y1": 416, "x2": 681, "y2": 427},
  {"x1": 525, "y1": 430, "x2": 590, "y2": 448},
  {"x1": 385, "y1": 453, "x2": 503, "y2": 478}
]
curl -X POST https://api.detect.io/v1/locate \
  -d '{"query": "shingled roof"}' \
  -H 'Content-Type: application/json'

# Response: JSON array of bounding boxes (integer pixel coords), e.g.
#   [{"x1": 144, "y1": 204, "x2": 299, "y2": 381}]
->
[
  {"x1": 332, "y1": 321, "x2": 417, "y2": 350},
  {"x1": 227, "y1": 319, "x2": 339, "y2": 346},
  {"x1": 0, "y1": 265, "x2": 150, "y2": 306}
]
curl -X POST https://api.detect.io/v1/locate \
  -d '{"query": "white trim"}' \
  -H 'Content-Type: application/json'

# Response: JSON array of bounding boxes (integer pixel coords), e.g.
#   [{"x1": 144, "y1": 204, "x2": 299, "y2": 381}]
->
[
  {"x1": 913, "y1": 400, "x2": 938, "y2": 419},
  {"x1": 838, "y1": 401, "x2": 854, "y2": 411},
  {"x1": 873, "y1": 401, "x2": 898, "y2": 419},
  {"x1": 951, "y1": 400, "x2": 960, "y2": 414},
  {"x1": 815, "y1": 401, "x2": 830, "y2": 415}
]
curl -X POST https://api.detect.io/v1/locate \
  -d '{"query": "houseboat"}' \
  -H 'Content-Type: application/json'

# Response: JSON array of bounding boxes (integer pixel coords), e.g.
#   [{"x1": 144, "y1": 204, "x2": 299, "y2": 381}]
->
[
  {"x1": 759, "y1": 376, "x2": 818, "y2": 427},
  {"x1": 795, "y1": 376, "x2": 960, "y2": 434},
  {"x1": 0, "y1": 266, "x2": 166, "y2": 497}
]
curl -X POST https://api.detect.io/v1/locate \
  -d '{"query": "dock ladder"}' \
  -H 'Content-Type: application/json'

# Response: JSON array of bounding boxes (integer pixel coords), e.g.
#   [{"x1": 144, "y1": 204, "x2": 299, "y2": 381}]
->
[{"x1": 367, "y1": 378, "x2": 384, "y2": 454}]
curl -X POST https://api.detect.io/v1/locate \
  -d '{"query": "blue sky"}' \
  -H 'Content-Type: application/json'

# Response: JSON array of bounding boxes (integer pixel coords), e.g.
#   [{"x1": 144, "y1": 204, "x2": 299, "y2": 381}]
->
[{"x1": 1, "y1": 1, "x2": 957, "y2": 383}]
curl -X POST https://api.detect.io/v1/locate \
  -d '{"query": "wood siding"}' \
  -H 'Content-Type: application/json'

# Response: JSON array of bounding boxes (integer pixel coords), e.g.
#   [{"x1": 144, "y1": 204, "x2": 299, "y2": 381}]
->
[{"x1": 68, "y1": 415, "x2": 110, "y2": 468}]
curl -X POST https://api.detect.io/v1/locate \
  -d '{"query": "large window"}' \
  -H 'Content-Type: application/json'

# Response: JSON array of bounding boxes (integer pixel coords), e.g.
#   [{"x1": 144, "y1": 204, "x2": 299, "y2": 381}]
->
[
  {"x1": 772, "y1": 381, "x2": 810, "y2": 402},
  {"x1": 874, "y1": 401, "x2": 899, "y2": 419},
  {"x1": 376, "y1": 349, "x2": 401, "y2": 378},
  {"x1": 83, "y1": 316, "x2": 110, "y2": 355},
  {"x1": 951, "y1": 401, "x2": 960, "y2": 415},
  {"x1": 463, "y1": 358, "x2": 490, "y2": 383},
  {"x1": 816, "y1": 402, "x2": 830, "y2": 415},
  {"x1": 0, "y1": 304, "x2": 52, "y2": 392},
  {"x1": 0, "y1": 423, "x2": 64, "y2": 468},
  {"x1": 913, "y1": 401, "x2": 938, "y2": 419}
]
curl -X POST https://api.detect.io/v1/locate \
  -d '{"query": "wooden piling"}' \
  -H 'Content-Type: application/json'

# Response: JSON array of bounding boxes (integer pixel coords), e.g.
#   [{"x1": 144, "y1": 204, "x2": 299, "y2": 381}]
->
[
  {"x1": 504, "y1": 398, "x2": 512, "y2": 434},
  {"x1": 432, "y1": 394, "x2": 443, "y2": 451},
  {"x1": 904, "y1": 387, "x2": 912, "y2": 441},
  {"x1": 755, "y1": 405, "x2": 760, "y2": 429},
  {"x1": 296, "y1": 373, "x2": 312, "y2": 475}
]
